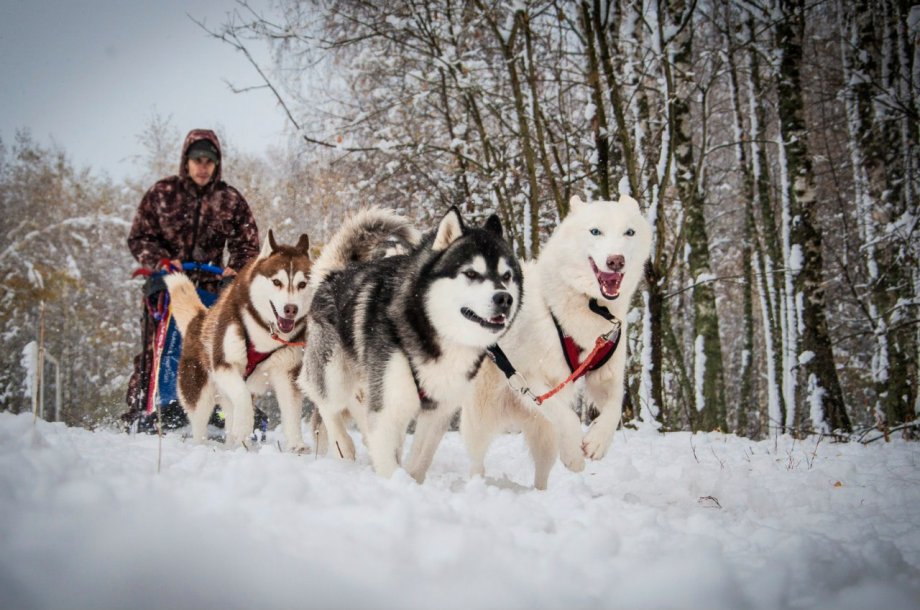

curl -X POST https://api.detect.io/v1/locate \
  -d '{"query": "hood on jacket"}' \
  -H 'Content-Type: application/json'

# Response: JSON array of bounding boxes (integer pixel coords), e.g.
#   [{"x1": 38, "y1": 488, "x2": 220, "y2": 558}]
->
[{"x1": 179, "y1": 129, "x2": 222, "y2": 184}]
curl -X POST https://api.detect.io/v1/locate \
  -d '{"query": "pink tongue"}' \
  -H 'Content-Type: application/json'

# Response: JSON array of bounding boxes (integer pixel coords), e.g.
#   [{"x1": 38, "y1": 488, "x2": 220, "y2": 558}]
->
[
  {"x1": 278, "y1": 317, "x2": 296, "y2": 333},
  {"x1": 490, "y1": 315, "x2": 506, "y2": 325},
  {"x1": 598, "y1": 272, "x2": 622, "y2": 297}
]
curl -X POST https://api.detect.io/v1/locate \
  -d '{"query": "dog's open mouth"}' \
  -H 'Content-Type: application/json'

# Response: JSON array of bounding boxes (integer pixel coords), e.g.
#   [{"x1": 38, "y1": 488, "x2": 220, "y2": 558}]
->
[
  {"x1": 271, "y1": 302, "x2": 297, "y2": 334},
  {"x1": 461, "y1": 307, "x2": 507, "y2": 332},
  {"x1": 589, "y1": 257, "x2": 623, "y2": 300},
  {"x1": 276, "y1": 316, "x2": 296, "y2": 333}
]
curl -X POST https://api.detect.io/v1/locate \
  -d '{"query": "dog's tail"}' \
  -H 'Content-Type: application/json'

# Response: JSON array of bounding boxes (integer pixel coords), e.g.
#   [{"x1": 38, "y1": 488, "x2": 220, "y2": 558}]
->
[
  {"x1": 310, "y1": 207, "x2": 421, "y2": 288},
  {"x1": 163, "y1": 273, "x2": 206, "y2": 336}
]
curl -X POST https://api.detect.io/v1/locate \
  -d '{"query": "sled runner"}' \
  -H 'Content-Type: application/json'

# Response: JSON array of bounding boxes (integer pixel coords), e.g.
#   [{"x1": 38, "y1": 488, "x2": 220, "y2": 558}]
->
[{"x1": 131, "y1": 261, "x2": 268, "y2": 439}]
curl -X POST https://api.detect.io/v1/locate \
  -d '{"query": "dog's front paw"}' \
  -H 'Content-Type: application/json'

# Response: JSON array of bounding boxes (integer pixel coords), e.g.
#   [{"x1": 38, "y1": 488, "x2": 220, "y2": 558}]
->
[
  {"x1": 560, "y1": 445, "x2": 586, "y2": 472},
  {"x1": 582, "y1": 425, "x2": 613, "y2": 460},
  {"x1": 288, "y1": 443, "x2": 311, "y2": 455}
]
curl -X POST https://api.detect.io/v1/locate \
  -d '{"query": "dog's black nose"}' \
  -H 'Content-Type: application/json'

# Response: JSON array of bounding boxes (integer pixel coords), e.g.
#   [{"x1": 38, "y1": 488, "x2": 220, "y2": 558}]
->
[
  {"x1": 492, "y1": 291, "x2": 513, "y2": 312},
  {"x1": 284, "y1": 304, "x2": 298, "y2": 317},
  {"x1": 607, "y1": 254, "x2": 625, "y2": 272}
]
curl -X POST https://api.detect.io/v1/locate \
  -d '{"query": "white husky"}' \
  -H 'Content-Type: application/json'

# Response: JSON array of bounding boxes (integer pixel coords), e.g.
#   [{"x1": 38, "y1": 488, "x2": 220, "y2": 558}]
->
[{"x1": 460, "y1": 194, "x2": 652, "y2": 489}]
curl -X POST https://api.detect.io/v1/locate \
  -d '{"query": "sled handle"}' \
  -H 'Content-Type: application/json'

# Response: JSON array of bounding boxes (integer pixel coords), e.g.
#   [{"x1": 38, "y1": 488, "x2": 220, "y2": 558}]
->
[
  {"x1": 178, "y1": 261, "x2": 224, "y2": 276},
  {"x1": 132, "y1": 261, "x2": 225, "y2": 278}
]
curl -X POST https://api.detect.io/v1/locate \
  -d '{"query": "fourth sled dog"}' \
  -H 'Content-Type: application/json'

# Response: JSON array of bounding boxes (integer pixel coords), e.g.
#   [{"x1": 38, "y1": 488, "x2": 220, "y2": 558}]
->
[
  {"x1": 299, "y1": 206, "x2": 522, "y2": 481},
  {"x1": 164, "y1": 231, "x2": 312, "y2": 451},
  {"x1": 459, "y1": 194, "x2": 652, "y2": 489}
]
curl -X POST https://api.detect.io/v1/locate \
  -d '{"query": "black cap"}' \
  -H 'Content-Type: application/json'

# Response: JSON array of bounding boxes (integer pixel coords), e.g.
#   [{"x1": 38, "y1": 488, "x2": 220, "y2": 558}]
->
[{"x1": 187, "y1": 139, "x2": 219, "y2": 163}]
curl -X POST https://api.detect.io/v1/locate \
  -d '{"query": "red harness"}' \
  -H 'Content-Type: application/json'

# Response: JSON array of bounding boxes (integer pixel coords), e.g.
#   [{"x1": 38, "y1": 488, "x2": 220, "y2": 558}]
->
[
  {"x1": 485, "y1": 299, "x2": 621, "y2": 405},
  {"x1": 554, "y1": 316, "x2": 618, "y2": 381},
  {"x1": 245, "y1": 341, "x2": 274, "y2": 379},
  {"x1": 243, "y1": 323, "x2": 306, "y2": 379}
]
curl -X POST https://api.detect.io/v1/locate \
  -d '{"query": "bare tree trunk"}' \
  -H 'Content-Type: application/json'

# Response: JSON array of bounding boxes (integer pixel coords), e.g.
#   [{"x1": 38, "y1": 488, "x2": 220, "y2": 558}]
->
[
  {"x1": 522, "y1": 10, "x2": 565, "y2": 214},
  {"x1": 579, "y1": 1, "x2": 611, "y2": 200},
  {"x1": 590, "y1": 0, "x2": 641, "y2": 198},
  {"x1": 776, "y1": 0, "x2": 851, "y2": 433},
  {"x1": 475, "y1": 2, "x2": 542, "y2": 257},
  {"x1": 868, "y1": 0, "x2": 919, "y2": 427},
  {"x1": 745, "y1": 13, "x2": 788, "y2": 433},
  {"x1": 666, "y1": 0, "x2": 727, "y2": 431},
  {"x1": 721, "y1": 1, "x2": 757, "y2": 435}
]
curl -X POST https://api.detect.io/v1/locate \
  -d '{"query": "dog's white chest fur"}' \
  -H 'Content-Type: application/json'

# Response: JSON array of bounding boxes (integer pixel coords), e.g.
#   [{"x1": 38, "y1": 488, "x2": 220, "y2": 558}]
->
[{"x1": 414, "y1": 347, "x2": 481, "y2": 405}]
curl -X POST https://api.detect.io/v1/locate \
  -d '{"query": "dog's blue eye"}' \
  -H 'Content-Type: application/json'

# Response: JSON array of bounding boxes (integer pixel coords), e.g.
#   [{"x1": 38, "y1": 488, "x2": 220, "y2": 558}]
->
[
  {"x1": 590, "y1": 228, "x2": 602, "y2": 236},
  {"x1": 502, "y1": 271, "x2": 512, "y2": 283},
  {"x1": 625, "y1": 228, "x2": 635, "y2": 237}
]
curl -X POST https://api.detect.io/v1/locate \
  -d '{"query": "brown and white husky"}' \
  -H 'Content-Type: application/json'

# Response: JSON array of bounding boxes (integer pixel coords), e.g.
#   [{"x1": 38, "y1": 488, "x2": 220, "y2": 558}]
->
[{"x1": 164, "y1": 231, "x2": 312, "y2": 451}]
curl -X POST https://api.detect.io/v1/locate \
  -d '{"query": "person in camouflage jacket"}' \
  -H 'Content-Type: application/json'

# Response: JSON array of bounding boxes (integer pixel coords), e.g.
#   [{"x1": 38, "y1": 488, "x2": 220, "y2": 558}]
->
[{"x1": 123, "y1": 128, "x2": 260, "y2": 425}]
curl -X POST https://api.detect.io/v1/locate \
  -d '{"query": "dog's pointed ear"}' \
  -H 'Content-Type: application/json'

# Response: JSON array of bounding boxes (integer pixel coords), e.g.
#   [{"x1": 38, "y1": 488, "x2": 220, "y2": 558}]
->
[
  {"x1": 259, "y1": 229, "x2": 276, "y2": 259},
  {"x1": 618, "y1": 193, "x2": 641, "y2": 212},
  {"x1": 295, "y1": 233, "x2": 310, "y2": 254},
  {"x1": 433, "y1": 206, "x2": 464, "y2": 251},
  {"x1": 483, "y1": 214, "x2": 503, "y2": 238},
  {"x1": 569, "y1": 195, "x2": 586, "y2": 211}
]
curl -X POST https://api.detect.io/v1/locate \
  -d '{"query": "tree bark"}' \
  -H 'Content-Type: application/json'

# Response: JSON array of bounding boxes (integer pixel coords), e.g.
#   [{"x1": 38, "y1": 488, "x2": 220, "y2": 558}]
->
[
  {"x1": 666, "y1": 0, "x2": 727, "y2": 431},
  {"x1": 776, "y1": 0, "x2": 851, "y2": 432}
]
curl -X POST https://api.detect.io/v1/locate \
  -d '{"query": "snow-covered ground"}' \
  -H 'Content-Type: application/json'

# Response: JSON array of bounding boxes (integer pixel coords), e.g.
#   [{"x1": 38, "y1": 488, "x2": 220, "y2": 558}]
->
[{"x1": 1, "y1": 411, "x2": 918, "y2": 610}]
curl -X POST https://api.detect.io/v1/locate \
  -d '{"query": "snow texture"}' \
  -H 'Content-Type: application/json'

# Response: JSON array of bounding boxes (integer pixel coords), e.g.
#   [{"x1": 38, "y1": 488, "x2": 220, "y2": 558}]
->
[
  {"x1": 19, "y1": 342, "x2": 37, "y2": 403},
  {"x1": 1, "y1": 412, "x2": 918, "y2": 610},
  {"x1": 694, "y1": 334, "x2": 706, "y2": 412}
]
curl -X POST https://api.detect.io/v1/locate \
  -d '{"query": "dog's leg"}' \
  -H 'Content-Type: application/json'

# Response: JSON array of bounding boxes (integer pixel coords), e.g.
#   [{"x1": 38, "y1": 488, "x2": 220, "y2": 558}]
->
[
  {"x1": 212, "y1": 366, "x2": 254, "y2": 448},
  {"x1": 405, "y1": 403, "x2": 456, "y2": 483},
  {"x1": 271, "y1": 366, "x2": 307, "y2": 453},
  {"x1": 220, "y1": 400, "x2": 234, "y2": 438},
  {"x1": 310, "y1": 409, "x2": 329, "y2": 456},
  {"x1": 517, "y1": 411, "x2": 558, "y2": 490},
  {"x1": 460, "y1": 408, "x2": 492, "y2": 480},
  {"x1": 366, "y1": 354, "x2": 419, "y2": 478},
  {"x1": 183, "y1": 384, "x2": 215, "y2": 444},
  {"x1": 541, "y1": 392, "x2": 586, "y2": 473},
  {"x1": 300, "y1": 343, "x2": 356, "y2": 460},
  {"x1": 349, "y1": 396, "x2": 370, "y2": 448},
  {"x1": 581, "y1": 349, "x2": 626, "y2": 460},
  {"x1": 469, "y1": 375, "x2": 558, "y2": 489},
  {"x1": 459, "y1": 368, "x2": 505, "y2": 481},
  {"x1": 305, "y1": 398, "x2": 355, "y2": 461},
  {"x1": 322, "y1": 354, "x2": 358, "y2": 460},
  {"x1": 323, "y1": 410, "x2": 356, "y2": 460},
  {"x1": 177, "y1": 355, "x2": 213, "y2": 443}
]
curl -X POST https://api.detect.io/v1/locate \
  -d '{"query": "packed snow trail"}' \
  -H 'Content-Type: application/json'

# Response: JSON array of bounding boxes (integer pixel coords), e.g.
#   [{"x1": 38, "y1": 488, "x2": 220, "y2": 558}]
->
[{"x1": 0, "y1": 412, "x2": 918, "y2": 609}]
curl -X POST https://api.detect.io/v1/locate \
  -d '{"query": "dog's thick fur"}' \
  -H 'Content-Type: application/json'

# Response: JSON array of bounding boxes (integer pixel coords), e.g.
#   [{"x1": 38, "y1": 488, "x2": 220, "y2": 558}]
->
[
  {"x1": 299, "y1": 207, "x2": 522, "y2": 481},
  {"x1": 460, "y1": 195, "x2": 652, "y2": 489},
  {"x1": 164, "y1": 231, "x2": 313, "y2": 450}
]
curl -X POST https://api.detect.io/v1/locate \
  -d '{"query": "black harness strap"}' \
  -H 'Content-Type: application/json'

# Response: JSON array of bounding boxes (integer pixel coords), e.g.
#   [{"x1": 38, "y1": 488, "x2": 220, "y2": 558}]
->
[
  {"x1": 486, "y1": 343, "x2": 518, "y2": 379},
  {"x1": 589, "y1": 298, "x2": 616, "y2": 322}
]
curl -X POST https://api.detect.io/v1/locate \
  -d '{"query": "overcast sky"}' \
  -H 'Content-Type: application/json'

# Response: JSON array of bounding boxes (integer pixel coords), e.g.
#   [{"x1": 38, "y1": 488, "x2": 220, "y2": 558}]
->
[{"x1": 0, "y1": 0, "x2": 289, "y2": 182}]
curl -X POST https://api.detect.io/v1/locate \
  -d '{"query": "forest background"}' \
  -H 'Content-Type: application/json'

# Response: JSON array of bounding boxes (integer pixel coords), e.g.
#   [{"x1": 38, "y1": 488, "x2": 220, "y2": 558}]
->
[{"x1": 1, "y1": 0, "x2": 917, "y2": 441}]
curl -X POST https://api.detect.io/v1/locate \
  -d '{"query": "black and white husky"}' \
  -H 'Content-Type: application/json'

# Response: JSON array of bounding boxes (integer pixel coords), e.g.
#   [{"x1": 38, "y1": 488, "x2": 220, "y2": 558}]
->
[{"x1": 298, "y1": 207, "x2": 522, "y2": 481}]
